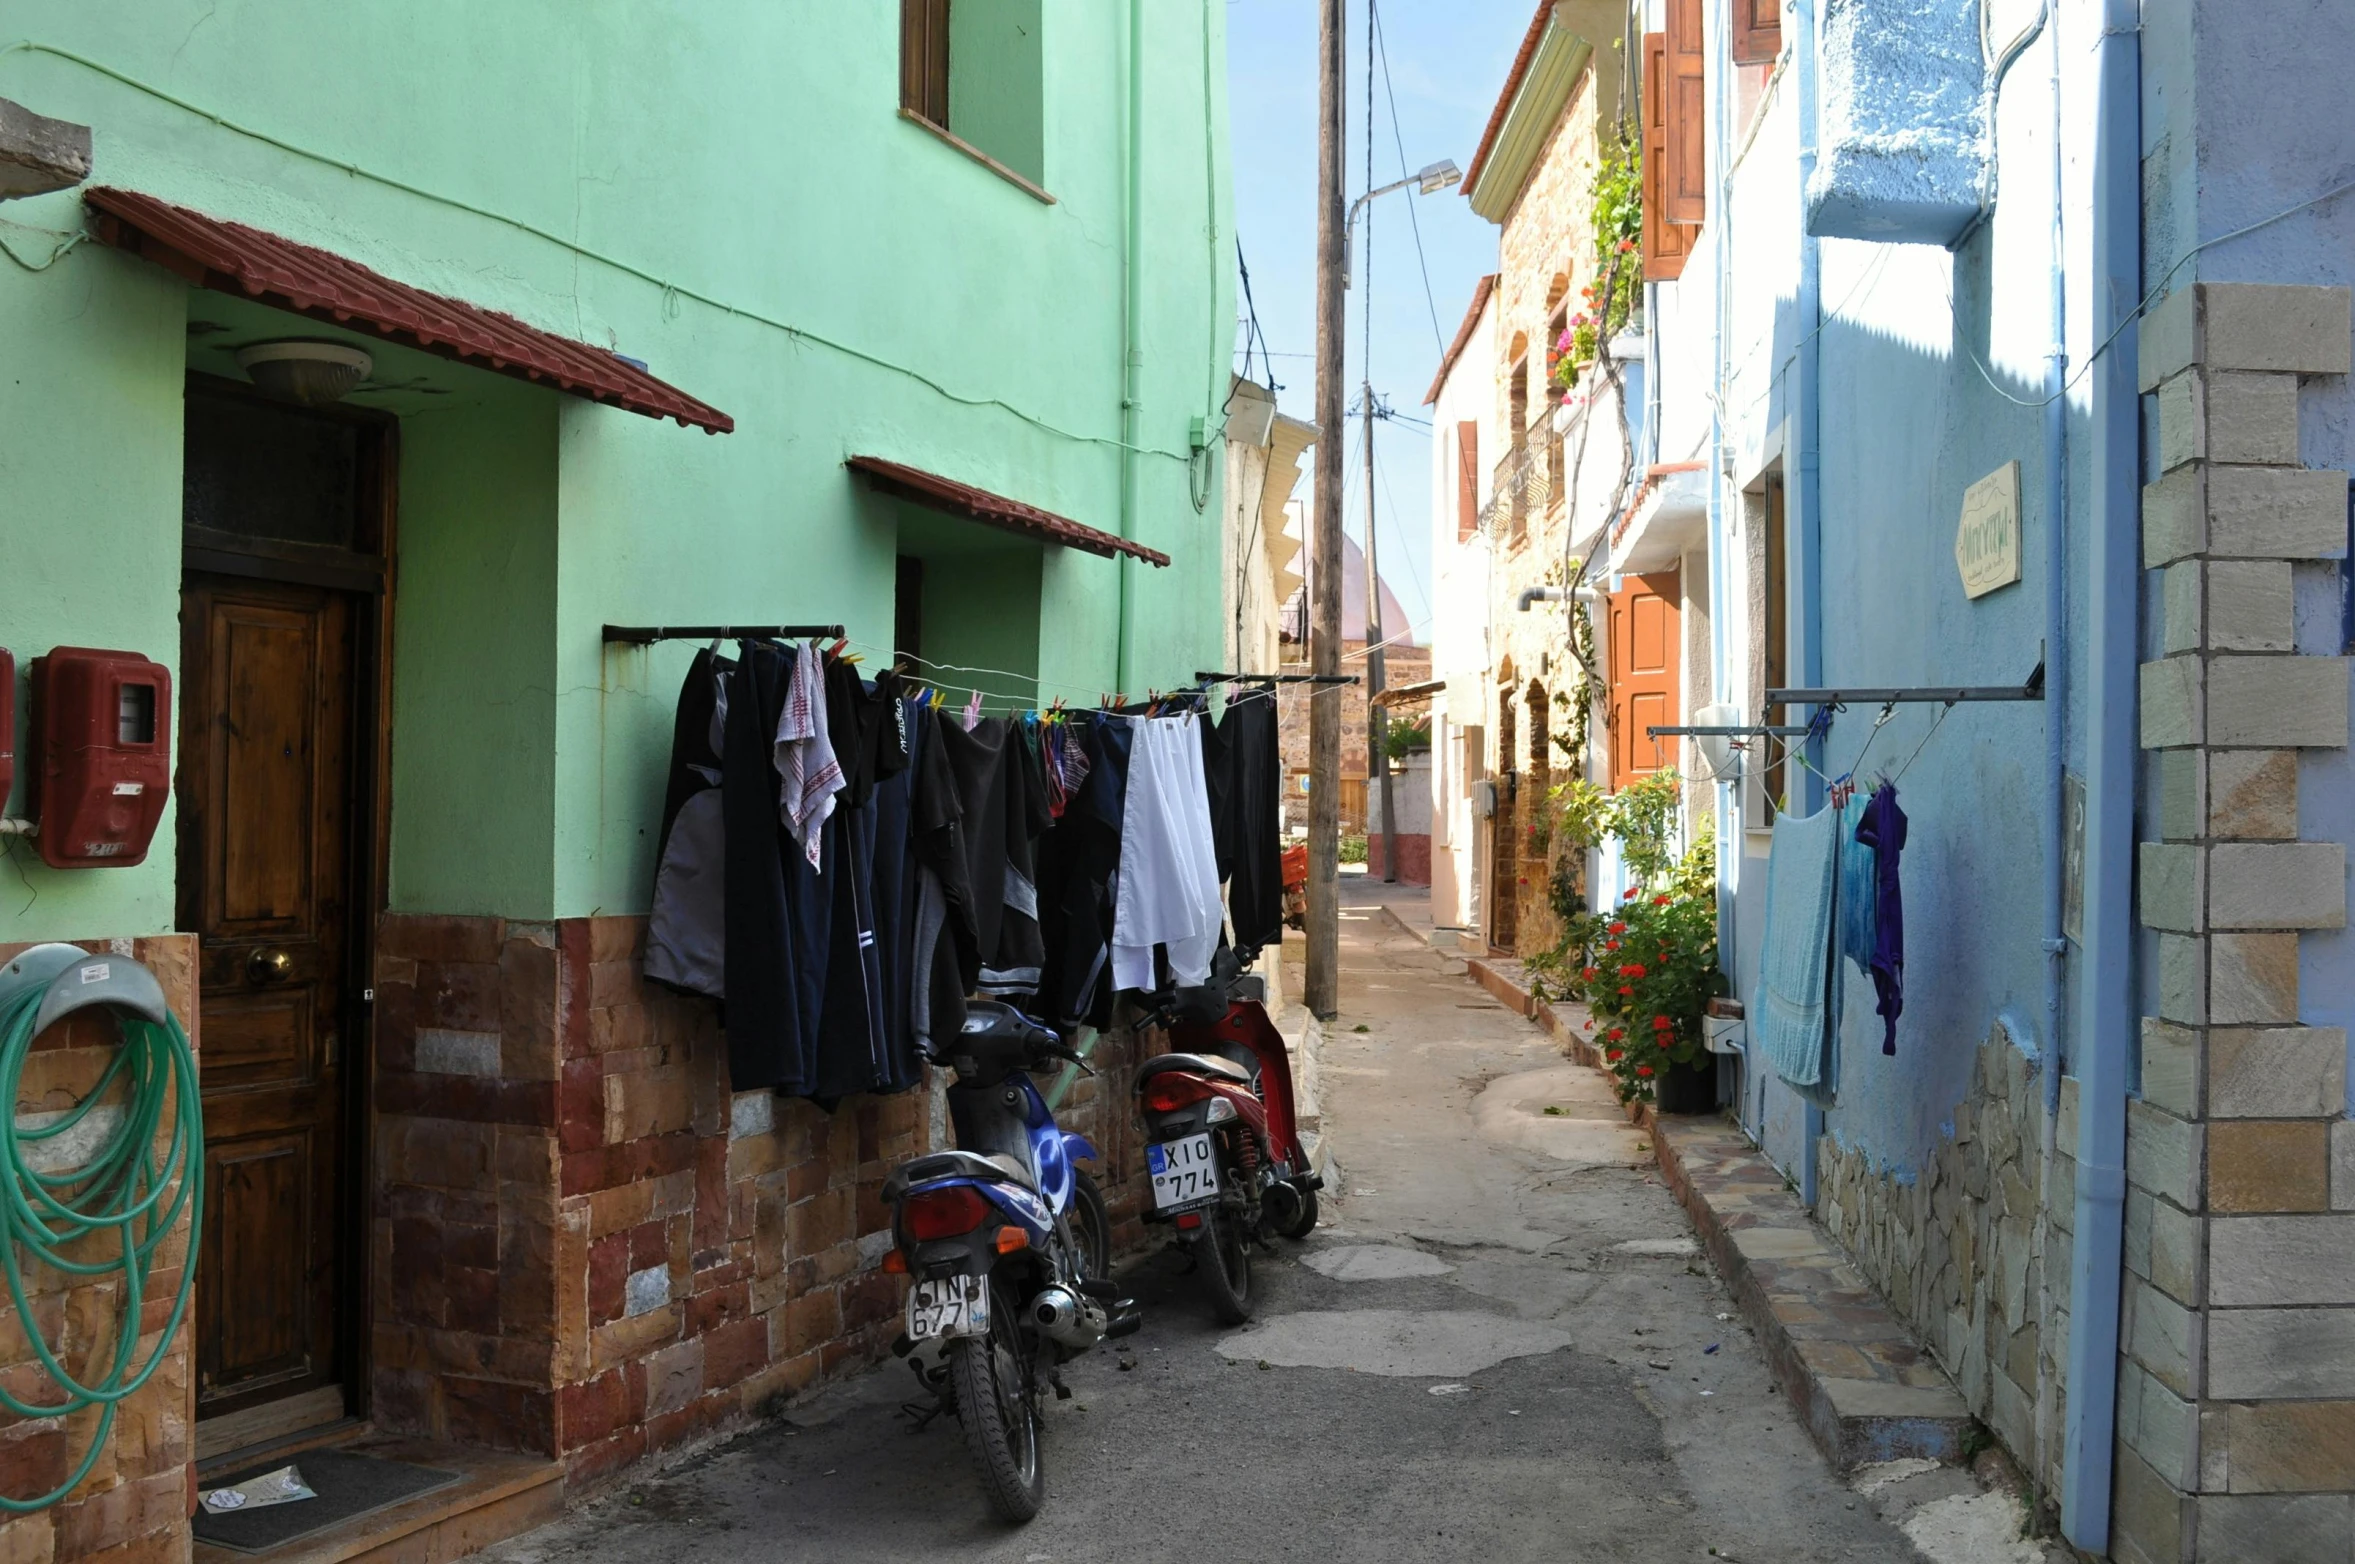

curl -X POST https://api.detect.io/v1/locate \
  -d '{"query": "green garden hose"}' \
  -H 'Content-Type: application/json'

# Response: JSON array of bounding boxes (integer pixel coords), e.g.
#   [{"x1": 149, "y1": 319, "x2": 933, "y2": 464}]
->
[{"x1": 0, "y1": 976, "x2": 201, "y2": 1512}]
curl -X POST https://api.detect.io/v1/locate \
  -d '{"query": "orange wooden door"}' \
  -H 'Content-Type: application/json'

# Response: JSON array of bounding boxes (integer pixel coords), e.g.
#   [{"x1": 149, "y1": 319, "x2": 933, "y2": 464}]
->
[
  {"x1": 178, "y1": 575, "x2": 357, "y2": 1421},
  {"x1": 1609, "y1": 571, "x2": 1682, "y2": 789}
]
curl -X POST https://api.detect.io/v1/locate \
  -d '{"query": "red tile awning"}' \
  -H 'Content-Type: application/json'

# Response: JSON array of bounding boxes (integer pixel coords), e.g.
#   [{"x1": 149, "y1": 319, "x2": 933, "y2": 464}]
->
[
  {"x1": 846, "y1": 455, "x2": 1169, "y2": 567},
  {"x1": 85, "y1": 187, "x2": 732, "y2": 434}
]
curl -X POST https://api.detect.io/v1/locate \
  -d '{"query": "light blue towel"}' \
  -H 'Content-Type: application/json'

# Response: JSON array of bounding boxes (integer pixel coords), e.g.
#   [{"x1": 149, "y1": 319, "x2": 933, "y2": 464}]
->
[
  {"x1": 1839, "y1": 809, "x2": 1878, "y2": 980},
  {"x1": 1753, "y1": 804, "x2": 1843, "y2": 1103}
]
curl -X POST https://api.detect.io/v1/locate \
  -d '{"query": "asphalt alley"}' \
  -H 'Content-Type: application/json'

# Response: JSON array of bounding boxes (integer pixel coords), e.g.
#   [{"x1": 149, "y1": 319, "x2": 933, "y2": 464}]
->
[{"x1": 483, "y1": 904, "x2": 2002, "y2": 1563}]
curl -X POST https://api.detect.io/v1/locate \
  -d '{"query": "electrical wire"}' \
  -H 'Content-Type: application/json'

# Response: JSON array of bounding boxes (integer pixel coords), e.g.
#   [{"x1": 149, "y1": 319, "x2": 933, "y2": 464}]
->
[
  {"x1": 1951, "y1": 172, "x2": 2355, "y2": 410},
  {"x1": 0, "y1": 218, "x2": 83, "y2": 273},
  {"x1": 0, "y1": 38, "x2": 1210, "y2": 464},
  {"x1": 1370, "y1": 0, "x2": 1447, "y2": 357}
]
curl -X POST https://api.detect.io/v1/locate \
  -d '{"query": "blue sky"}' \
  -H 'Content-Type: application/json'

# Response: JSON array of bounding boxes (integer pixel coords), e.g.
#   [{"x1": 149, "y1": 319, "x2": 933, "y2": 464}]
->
[{"x1": 1224, "y1": 0, "x2": 1534, "y2": 642}]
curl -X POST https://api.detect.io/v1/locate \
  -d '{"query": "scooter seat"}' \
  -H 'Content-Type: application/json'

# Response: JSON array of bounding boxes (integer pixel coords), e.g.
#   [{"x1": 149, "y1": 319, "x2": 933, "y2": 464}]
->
[
  {"x1": 1135, "y1": 1051, "x2": 1252, "y2": 1087},
  {"x1": 882, "y1": 1149, "x2": 1036, "y2": 1203}
]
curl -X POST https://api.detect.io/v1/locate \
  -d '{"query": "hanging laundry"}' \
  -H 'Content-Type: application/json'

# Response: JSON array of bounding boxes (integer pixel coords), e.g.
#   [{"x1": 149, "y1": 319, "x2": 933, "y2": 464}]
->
[
  {"x1": 645, "y1": 647, "x2": 731, "y2": 999},
  {"x1": 1752, "y1": 803, "x2": 1842, "y2": 1106},
  {"x1": 1036, "y1": 712, "x2": 1132, "y2": 1028},
  {"x1": 978, "y1": 725, "x2": 1050, "y2": 1002},
  {"x1": 813, "y1": 659, "x2": 910, "y2": 1099},
  {"x1": 1856, "y1": 783, "x2": 1908, "y2": 1055},
  {"x1": 1111, "y1": 712, "x2": 1224, "y2": 993},
  {"x1": 1213, "y1": 691, "x2": 1284, "y2": 952},
  {"x1": 774, "y1": 639, "x2": 842, "y2": 869},
  {"x1": 1838, "y1": 806, "x2": 1877, "y2": 984},
  {"x1": 723, "y1": 641, "x2": 828, "y2": 1094}
]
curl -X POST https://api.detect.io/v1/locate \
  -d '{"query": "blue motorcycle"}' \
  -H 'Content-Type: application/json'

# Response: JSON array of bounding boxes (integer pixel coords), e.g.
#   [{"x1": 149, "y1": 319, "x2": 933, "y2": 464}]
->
[{"x1": 882, "y1": 1001, "x2": 1138, "y2": 1522}]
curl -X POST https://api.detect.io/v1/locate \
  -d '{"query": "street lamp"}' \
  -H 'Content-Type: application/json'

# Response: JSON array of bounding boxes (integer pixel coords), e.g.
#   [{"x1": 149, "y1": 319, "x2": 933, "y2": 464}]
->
[{"x1": 1343, "y1": 160, "x2": 1460, "y2": 290}]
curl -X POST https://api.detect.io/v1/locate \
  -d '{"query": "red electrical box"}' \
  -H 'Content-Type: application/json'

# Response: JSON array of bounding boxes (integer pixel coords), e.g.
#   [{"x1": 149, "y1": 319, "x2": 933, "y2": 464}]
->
[
  {"x1": 29, "y1": 648, "x2": 172, "y2": 869},
  {"x1": 0, "y1": 649, "x2": 14, "y2": 814}
]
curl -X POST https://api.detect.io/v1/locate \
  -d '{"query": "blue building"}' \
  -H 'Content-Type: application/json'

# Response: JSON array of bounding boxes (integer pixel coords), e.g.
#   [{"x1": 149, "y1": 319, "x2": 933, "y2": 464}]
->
[{"x1": 1619, "y1": 0, "x2": 2355, "y2": 1555}]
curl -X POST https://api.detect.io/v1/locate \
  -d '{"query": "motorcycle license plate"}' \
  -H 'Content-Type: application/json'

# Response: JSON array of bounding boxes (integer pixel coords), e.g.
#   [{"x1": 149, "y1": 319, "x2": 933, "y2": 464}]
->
[
  {"x1": 906, "y1": 1274, "x2": 990, "y2": 1342},
  {"x1": 1148, "y1": 1133, "x2": 1220, "y2": 1210}
]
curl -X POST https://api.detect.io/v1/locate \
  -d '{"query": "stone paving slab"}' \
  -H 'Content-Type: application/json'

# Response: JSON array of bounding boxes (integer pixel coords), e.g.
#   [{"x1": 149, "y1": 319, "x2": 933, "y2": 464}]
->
[{"x1": 1463, "y1": 955, "x2": 1976, "y2": 1473}]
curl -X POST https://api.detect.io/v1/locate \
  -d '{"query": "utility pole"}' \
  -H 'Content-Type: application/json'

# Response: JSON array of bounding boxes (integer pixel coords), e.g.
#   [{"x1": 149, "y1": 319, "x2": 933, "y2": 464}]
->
[
  {"x1": 1360, "y1": 0, "x2": 1396, "y2": 887},
  {"x1": 1364, "y1": 382, "x2": 1395, "y2": 884},
  {"x1": 1304, "y1": 0, "x2": 1345, "y2": 1019}
]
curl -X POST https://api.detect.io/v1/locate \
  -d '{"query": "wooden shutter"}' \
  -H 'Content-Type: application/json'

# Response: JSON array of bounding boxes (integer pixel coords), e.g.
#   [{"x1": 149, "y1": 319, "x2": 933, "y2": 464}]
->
[
  {"x1": 1608, "y1": 570, "x2": 1682, "y2": 790},
  {"x1": 1663, "y1": 0, "x2": 1707, "y2": 226},
  {"x1": 901, "y1": 0, "x2": 950, "y2": 125},
  {"x1": 1642, "y1": 34, "x2": 1692, "y2": 283},
  {"x1": 1456, "y1": 421, "x2": 1479, "y2": 541},
  {"x1": 1731, "y1": 0, "x2": 1781, "y2": 65}
]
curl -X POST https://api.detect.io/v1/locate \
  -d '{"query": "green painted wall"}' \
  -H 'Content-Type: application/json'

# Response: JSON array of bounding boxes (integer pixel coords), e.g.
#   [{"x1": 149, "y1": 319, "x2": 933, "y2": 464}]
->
[
  {"x1": 0, "y1": 0, "x2": 1233, "y2": 939},
  {"x1": 0, "y1": 228, "x2": 185, "y2": 937},
  {"x1": 389, "y1": 389, "x2": 560, "y2": 919}
]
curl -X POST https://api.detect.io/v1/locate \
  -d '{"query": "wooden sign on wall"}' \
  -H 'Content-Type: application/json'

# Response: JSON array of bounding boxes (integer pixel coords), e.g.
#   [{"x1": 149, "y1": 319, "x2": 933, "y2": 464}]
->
[{"x1": 1956, "y1": 460, "x2": 2022, "y2": 599}]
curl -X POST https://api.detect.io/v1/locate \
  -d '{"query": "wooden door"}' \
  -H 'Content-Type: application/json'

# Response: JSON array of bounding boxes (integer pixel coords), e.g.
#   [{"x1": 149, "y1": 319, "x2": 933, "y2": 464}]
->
[
  {"x1": 179, "y1": 576, "x2": 359, "y2": 1421},
  {"x1": 1489, "y1": 692, "x2": 1520, "y2": 952},
  {"x1": 1609, "y1": 571, "x2": 1683, "y2": 789}
]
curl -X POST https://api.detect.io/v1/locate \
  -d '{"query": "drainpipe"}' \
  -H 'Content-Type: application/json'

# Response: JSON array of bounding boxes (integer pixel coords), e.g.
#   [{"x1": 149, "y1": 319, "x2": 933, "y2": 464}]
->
[
  {"x1": 1790, "y1": 0, "x2": 1827, "y2": 1209},
  {"x1": 2033, "y1": 1, "x2": 2070, "y2": 1119},
  {"x1": 1707, "y1": 0, "x2": 1735, "y2": 1023},
  {"x1": 2059, "y1": 0, "x2": 2139, "y2": 1550},
  {"x1": 1117, "y1": 0, "x2": 1147, "y2": 695}
]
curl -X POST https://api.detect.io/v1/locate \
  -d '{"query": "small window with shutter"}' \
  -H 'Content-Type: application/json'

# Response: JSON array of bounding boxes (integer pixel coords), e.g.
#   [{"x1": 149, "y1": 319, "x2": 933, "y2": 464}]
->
[
  {"x1": 900, "y1": 0, "x2": 1048, "y2": 191},
  {"x1": 901, "y1": 0, "x2": 951, "y2": 127},
  {"x1": 1731, "y1": 0, "x2": 1781, "y2": 66},
  {"x1": 1663, "y1": 0, "x2": 1707, "y2": 227},
  {"x1": 1457, "y1": 421, "x2": 1480, "y2": 542},
  {"x1": 1642, "y1": 33, "x2": 1694, "y2": 282}
]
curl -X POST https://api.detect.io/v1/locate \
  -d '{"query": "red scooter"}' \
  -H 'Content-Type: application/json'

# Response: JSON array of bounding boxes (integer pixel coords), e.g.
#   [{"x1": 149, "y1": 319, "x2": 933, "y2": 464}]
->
[{"x1": 1133, "y1": 956, "x2": 1320, "y2": 1323}]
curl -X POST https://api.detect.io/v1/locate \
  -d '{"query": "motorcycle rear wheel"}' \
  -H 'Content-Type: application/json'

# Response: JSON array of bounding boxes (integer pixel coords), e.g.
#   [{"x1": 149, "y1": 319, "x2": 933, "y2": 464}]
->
[
  {"x1": 1195, "y1": 1209, "x2": 1254, "y2": 1325},
  {"x1": 951, "y1": 1281, "x2": 1045, "y2": 1523},
  {"x1": 1067, "y1": 1169, "x2": 1111, "y2": 1282}
]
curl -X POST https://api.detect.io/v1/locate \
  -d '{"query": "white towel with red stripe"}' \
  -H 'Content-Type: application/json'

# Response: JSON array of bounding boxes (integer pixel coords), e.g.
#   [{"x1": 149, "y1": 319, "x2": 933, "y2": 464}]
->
[{"x1": 773, "y1": 640, "x2": 842, "y2": 869}]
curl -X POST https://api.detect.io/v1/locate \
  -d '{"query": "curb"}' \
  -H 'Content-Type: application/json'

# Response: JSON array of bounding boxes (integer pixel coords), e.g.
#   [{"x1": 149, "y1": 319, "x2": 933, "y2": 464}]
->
[{"x1": 1459, "y1": 957, "x2": 1974, "y2": 1471}]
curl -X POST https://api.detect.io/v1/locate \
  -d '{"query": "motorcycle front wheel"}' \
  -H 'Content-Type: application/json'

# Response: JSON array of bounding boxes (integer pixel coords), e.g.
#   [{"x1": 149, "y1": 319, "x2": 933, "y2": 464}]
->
[
  {"x1": 1195, "y1": 1208, "x2": 1254, "y2": 1325},
  {"x1": 951, "y1": 1280, "x2": 1046, "y2": 1522}
]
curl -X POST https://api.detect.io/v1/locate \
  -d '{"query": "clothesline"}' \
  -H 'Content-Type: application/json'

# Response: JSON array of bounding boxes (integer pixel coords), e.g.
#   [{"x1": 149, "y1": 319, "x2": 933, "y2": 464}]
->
[{"x1": 641, "y1": 638, "x2": 1289, "y2": 1105}]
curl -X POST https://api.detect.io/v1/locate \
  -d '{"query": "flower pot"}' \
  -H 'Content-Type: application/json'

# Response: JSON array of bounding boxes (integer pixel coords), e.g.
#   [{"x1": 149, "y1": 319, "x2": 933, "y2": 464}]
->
[{"x1": 1651, "y1": 1054, "x2": 1717, "y2": 1115}]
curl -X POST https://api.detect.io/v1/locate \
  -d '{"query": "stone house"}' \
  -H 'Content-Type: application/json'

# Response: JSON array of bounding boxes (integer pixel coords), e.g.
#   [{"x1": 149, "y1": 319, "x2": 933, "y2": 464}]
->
[
  {"x1": 1435, "y1": 0, "x2": 1650, "y2": 961},
  {"x1": 0, "y1": 5, "x2": 1231, "y2": 1561}
]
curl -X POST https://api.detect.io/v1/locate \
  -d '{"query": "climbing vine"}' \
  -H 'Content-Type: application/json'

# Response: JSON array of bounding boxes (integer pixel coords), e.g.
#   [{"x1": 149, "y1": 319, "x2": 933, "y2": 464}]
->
[{"x1": 1550, "y1": 124, "x2": 1644, "y2": 396}]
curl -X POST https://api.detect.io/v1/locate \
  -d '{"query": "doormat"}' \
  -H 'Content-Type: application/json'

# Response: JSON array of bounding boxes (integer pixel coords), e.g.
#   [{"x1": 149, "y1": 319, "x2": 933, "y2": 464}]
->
[{"x1": 192, "y1": 1450, "x2": 463, "y2": 1555}]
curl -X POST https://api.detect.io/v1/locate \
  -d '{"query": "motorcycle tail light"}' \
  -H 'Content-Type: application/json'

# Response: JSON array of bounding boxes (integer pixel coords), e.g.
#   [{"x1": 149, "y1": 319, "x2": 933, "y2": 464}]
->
[
  {"x1": 903, "y1": 1185, "x2": 991, "y2": 1240},
  {"x1": 1141, "y1": 1075, "x2": 1214, "y2": 1114}
]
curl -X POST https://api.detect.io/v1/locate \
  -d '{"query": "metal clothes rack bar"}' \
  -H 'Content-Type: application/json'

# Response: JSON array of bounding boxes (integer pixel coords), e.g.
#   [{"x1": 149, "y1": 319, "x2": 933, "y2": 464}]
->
[
  {"x1": 1193, "y1": 670, "x2": 1361, "y2": 686},
  {"x1": 1767, "y1": 663, "x2": 2044, "y2": 707},
  {"x1": 1647, "y1": 723, "x2": 1811, "y2": 738},
  {"x1": 603, "y1": 623, "x2": 847, "y2": 645}
]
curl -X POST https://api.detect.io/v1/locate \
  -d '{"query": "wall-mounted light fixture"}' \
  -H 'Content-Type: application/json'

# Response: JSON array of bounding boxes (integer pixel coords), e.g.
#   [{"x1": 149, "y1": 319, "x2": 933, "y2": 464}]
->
[{"x1": 234, "y1": 340, "x2": 373, "y2": 406}]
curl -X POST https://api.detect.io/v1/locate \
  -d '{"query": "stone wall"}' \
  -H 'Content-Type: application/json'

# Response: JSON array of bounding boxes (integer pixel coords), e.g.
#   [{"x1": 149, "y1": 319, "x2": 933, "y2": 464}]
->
[
  {"x1": 370, "y1": 913, "x2": 1150, "y2": 1489},
  {"x1": 1818, "y1": 1026, "x2": 2074, "y2": 1502},
  {"x1": 2120, "y1": 281, "x2": 2355, "y2": 1562},
  {"x1": 0, "y1": 935, "x2": 199, "y2": 1564}
]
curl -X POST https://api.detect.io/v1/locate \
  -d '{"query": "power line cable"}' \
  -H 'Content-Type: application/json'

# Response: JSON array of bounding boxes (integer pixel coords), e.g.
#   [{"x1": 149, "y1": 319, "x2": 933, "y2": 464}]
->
[{"x1": 1371, "y1": 0, "x2": 1448, "y2": 357}]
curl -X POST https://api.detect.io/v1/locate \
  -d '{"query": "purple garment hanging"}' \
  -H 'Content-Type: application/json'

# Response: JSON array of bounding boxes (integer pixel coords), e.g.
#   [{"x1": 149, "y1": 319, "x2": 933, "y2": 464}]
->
[{"x1": 1856, "y1": 783, "x2": 1908, "y2": 1054}]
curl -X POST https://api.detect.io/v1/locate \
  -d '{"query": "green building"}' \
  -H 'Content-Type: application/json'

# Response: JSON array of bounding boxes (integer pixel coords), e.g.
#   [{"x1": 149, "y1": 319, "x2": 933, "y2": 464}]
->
[{"x1": 0, "y1": 2, "x2": 1231, "y2": 1554}]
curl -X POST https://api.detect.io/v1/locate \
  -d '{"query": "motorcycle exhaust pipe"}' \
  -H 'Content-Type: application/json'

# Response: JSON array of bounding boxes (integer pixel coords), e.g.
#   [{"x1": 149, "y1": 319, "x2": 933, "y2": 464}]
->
[{"x1": 1031, "y1": 1286, "x2": 1109, "y2": 1348}]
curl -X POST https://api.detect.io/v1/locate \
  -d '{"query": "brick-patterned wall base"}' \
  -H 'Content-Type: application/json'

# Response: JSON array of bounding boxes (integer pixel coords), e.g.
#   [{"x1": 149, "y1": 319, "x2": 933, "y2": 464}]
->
[
  {"x1": 0, "y1": 936, "x2": 199, "y2": 1564},
  {"x1": 372, "y1": 914, "x2": 1149, "y2": 1491}
]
